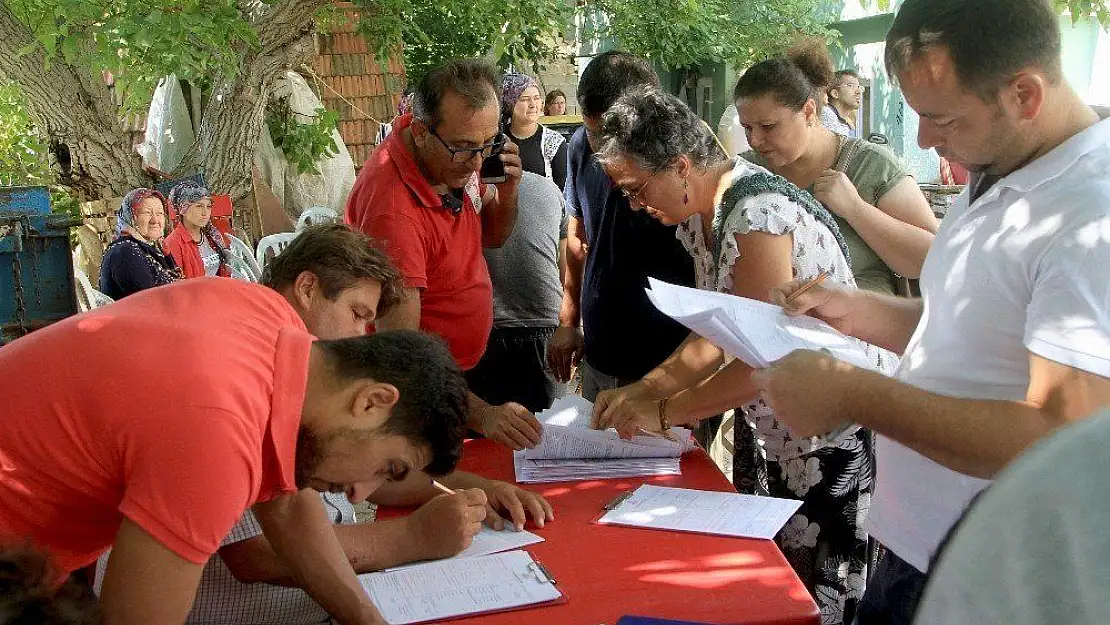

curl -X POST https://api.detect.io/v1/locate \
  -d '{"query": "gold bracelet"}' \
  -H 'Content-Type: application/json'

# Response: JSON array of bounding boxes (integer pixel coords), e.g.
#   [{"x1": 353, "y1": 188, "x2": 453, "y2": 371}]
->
[{"x1": 658, "y1": 396, "x2": 672, "y2": 432}]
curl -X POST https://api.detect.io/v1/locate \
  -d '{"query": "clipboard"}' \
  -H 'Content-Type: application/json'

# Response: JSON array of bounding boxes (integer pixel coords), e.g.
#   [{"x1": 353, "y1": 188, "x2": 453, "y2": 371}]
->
[{"x1": 360, "y1": 549, "x2": 566, "y2": 625}]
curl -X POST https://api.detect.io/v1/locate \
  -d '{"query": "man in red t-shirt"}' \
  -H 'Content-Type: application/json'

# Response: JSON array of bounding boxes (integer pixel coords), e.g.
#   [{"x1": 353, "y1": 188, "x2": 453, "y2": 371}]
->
[
  {"x1": 0, "y1": 278, "x2": 469, "y2": 625},
  {"x1": 346, "y1": 58, "x2": 544, "y2": 451}
]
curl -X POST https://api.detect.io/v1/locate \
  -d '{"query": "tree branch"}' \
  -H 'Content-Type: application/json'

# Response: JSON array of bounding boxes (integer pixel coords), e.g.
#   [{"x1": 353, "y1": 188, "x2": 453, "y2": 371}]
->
[
  {"x1": 254, "y1": 0, "x2": 331, "y2": 55},
  {"x1": 0, "y1": 2, "x2": 145, "y2": 198}
]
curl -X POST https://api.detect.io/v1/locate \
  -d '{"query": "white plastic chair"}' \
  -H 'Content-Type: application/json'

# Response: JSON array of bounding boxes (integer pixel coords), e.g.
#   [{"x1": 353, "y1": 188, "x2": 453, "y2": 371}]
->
[
  {"x1": 295, "y1": 207, "x2": 339, "y2": 232},
  {"x1": 255, "y1": 232, "x2": 299, "y2": 269},
  {"x1": 226, "y1": 234, "x2": 263, "y2": 282},
  {"x1": 74, "y1": 268, "x2": 114, "y2": 312}
]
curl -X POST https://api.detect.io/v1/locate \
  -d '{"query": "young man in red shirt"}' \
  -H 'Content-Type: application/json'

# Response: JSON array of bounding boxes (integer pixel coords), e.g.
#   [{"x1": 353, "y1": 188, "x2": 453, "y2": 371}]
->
[
  {"x1": 346, "y1": 59, "x2": 544, "y2": 452},
  {"x1": 0, "y1": 276, "x2": 468, "y2": 625}
]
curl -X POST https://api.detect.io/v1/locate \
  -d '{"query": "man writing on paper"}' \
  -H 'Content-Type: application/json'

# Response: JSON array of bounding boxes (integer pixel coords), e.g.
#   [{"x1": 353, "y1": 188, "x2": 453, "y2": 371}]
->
[
  {"x1": 94, "y1": 224, "x2": 555, "y2": 625},
  {"x1": 0, "y1": 277, "x2": 469, "y2": 625},
  {"x1": 345, "y1": 59, "x2": 544, "y2": 451},
  {"x1": 749, "y1": 0, "x2": 1110, "y2": 622}
]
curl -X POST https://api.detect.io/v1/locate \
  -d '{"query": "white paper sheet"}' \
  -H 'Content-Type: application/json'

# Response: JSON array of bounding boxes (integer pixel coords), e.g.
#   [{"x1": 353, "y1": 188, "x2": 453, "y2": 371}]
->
[
  {"x1": 360, "y1": 550, "x2": 560, "y2": 625},
  {"x1": 646, "y1": 277, "x2": 877, "y2": 370},
  {"x1": 384, "y1": 526, "x2": 544, "y2": 571},
  {"x1": 596, "y1": 484, "x2": 803, "y2": 540},
  {"x1": 523, "y1": 424, "x2": 693, "y2": 460},
  {"x1": 515, "y1": 396, "x2": 696, "y2": 482}
]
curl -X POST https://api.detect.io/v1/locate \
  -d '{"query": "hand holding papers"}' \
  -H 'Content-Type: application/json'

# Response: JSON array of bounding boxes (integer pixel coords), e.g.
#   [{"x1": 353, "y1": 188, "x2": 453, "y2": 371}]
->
[
  {"x1": 514, "y1": 396, "x2": 697, "y2": 483},
  {"x1": 644, "y1": 278, "x2": 889, "y2": 446},
  {"x1": 597, "y1": 484, "x2": 802, "y2": 540},
  {"x1": 644, "y1": 277, "x2": 879, "y2": 371}
]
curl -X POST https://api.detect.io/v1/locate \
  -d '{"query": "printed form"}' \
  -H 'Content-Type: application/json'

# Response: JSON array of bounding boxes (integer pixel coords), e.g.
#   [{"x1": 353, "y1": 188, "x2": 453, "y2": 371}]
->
[{"x1": 597, "y1": 484, "x2": 802, "y2": 540}]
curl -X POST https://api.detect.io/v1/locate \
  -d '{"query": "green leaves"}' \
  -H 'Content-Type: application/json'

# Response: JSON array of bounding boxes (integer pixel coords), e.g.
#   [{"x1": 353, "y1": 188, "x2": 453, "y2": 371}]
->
[
  {"x1": 585, "y1": 0, "x2": 830, "y2": 70},
  {"x1": 354, "y1": 0, "x2": 568, "y2": 85},
  {"x1": 265, "y1": 99, "x2": 341, "y2": 175},
  {"x1": 1055, "y1": 0, "x2": 1110, "y2": 26},
  {"x1": 9, "y1": 0, "x2": 260, "y2": 111}
]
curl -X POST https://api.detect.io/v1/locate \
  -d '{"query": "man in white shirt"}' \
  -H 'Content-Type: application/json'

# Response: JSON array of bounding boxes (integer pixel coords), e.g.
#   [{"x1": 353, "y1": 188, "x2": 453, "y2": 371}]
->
[{"x1": 749, "y1": 0, "x2": 1110, "y2": 623}]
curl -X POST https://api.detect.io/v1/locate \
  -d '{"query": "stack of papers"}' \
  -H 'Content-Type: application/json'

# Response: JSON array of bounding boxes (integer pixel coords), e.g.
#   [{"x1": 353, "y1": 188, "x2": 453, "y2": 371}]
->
[
  {"x1": 360, "y1": 550, "x2": 561, "y2": 624},
  {"x1": 645, "y1": 277, "x2": 878, "y2": 371},
  {"x1": 597, "y1": 484, "x2": 802, "y2": 540},
  {"x1": 514, "y1": 396, "x2": 697, "y2": 483}
]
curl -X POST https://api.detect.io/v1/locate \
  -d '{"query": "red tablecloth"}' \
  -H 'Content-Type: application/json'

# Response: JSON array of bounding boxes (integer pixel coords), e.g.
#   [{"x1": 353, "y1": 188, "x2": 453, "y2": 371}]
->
[{"x1": 381, "y1": 439, "x2": 819, "y2": 625}]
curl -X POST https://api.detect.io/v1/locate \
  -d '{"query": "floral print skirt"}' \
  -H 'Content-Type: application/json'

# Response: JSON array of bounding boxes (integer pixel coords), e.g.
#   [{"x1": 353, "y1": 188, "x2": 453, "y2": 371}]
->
[{"x1": 733, "y1": 406, "x2": 875, "y2": 625}]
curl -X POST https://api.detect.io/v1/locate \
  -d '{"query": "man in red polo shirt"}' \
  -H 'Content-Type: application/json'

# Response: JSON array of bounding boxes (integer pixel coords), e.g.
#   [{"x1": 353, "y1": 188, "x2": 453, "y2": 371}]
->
[
  {"x1": 346, "y1": 58, "x2": 543, "y2": 451},
  {"x1": 0, "y1": 278, "x2": 469, "y2": 625}
]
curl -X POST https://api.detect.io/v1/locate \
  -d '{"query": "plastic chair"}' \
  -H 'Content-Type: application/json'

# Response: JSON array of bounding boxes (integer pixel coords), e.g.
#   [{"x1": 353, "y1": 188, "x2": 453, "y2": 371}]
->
[
  {"x1": 74, "y1": 268, "x2": 115, "y2": 312},
  {"x1": 255, "y1": 232, "x2": 299, "y2": 269},
  {"x1": 226, "y1": 234, "x2": 263, "y2": 281},
  {"x1": 295, "y1": 207, "x2": 339, "y2": 232}
]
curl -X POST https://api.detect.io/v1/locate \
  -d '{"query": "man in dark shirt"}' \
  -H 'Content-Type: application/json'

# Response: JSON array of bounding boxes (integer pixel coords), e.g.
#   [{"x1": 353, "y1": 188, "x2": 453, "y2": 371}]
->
[{"x1": 547, "y1": 51, "x2": 695, "y2": 400}]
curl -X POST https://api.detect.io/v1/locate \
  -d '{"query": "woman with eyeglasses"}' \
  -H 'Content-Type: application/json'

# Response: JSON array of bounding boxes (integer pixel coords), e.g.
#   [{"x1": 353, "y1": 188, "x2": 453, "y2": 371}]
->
[
  {"x1": 591, "y1": 86, "x2": 896, "y2": 624},
  {"x1": 502, "y1": 73, "x2": 568, "y2": 190},
  {"x1": 735, "y1": 40, "x2": 938, "y2": 296}
]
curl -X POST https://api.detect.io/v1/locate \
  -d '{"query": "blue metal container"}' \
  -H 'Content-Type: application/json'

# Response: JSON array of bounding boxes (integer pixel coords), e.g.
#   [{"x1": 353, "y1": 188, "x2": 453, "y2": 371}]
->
[{"x1": 0, "y1": 186, "x2": 82, "y2": 345}]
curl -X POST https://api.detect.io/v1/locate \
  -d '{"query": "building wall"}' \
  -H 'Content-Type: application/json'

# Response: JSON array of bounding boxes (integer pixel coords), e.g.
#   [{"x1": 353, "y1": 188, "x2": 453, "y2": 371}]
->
[
  {"x1": 829, "y1": 1, "x2": 1108, "y2": 183},
  {"x1": 311, "y1": 2, "x2": 407, "y2": 168}
]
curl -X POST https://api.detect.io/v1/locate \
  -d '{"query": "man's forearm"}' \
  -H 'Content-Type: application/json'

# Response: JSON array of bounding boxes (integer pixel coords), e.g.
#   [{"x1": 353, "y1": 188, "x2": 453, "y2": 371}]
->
[
  {"x1": 481, "y1": 185, "x2": 519, "y2": 248},
  {"x1": 254, "y1": 491, "x2": 383, "y2": 625},
  {"x1": 559, "y1": 241, "x2": 585, "y2": 327},
  {"x1": 467, "y1": 390, "x2": 491, "y2": 432},
  {"x1": 847, "y1": 369, "x2": 1056, "y2": 478},
  {"x1": 849, "y1": 290, "x2": 924, "y2": 354},
  {"x1": 222, "y1": 518, "x2": 434, "y2": 586}
]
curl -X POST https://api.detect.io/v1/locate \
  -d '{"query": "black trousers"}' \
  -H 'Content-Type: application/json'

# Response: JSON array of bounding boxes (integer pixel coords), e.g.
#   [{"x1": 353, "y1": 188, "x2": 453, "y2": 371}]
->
[{"x1": 465, "y1": 325, "x2": 560, "y2": 414}]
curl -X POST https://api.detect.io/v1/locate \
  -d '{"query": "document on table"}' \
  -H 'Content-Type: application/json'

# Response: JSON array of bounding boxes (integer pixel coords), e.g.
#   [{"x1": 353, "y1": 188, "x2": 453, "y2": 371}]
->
[
  {"x1": 360, "y1": 550, "x2": 561, "y2": 625},
  {"x1": 645, "y1": 277, "x2": 879, "y2": 371},
  {"x1": 384, "y1": 526, "x2": 544, "y2": 571},
  {"x1": 514, "y1": 396, "x2": 696, "y2": 483},
  {"x1": 597, "y1": 484, "x2": 802, "y2": 540}
]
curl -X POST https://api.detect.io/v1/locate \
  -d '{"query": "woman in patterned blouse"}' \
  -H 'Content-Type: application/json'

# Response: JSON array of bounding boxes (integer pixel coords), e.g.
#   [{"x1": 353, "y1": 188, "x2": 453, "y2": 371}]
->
[
  {"x1": 590, "y1": 87, "x2": 897, "y2": 625},
  {"x1": 98, "y1": 188, "x2": 181, "y2": 300}
]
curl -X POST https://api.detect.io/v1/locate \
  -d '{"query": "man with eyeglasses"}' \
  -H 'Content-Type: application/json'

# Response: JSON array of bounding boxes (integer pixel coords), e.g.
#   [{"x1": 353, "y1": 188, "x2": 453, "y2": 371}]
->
[
  {"x1": 828, "y1": 69, "x2": 864, "y2": 138},
  {"x1": 345, "y1": 59, "x2": 546, "y2": 452}
]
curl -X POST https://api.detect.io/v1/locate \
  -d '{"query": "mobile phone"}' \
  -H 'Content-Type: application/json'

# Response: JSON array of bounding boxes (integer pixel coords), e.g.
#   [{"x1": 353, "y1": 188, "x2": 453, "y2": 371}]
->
[{"x1": 480, "y1": 153, "x2": 506, "y2": 184}]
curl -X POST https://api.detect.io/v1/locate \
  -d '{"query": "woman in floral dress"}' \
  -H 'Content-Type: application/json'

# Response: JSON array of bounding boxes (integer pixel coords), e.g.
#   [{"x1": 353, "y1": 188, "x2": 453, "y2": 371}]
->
[{"x1": 591, "y1": 87, "x2": 895, "y2": 624}]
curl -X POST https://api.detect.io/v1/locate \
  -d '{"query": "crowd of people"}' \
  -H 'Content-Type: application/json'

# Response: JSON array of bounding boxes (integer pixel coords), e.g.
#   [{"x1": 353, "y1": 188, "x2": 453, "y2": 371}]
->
[{"x1": 1, "y1": 0, "x2": 1108, "y2": 623}]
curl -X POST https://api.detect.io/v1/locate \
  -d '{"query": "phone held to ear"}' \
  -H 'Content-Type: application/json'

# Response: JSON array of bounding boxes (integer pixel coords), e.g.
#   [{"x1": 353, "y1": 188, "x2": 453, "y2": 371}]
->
[{"x1": 480, "y1": 153, "x2": 507, "y2": 184}]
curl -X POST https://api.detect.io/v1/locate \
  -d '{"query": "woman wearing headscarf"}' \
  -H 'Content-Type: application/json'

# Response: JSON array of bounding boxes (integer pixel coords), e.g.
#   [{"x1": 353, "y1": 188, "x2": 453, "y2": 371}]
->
[
  {"x1": 162, "y1": 181, "x2": 233, "y2": 279},
  {"x1": 502, "y1": 73, "x2": 568, "y2": 189},
  {"x1": 98, "y1": 188, "x2": 181, "y2": 299}
]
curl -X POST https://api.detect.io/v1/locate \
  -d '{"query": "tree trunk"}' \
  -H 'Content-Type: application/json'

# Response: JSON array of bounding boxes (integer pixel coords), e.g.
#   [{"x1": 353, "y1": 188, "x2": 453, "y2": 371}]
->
[
  {"x1": 0, "y1": 3, "x2": 146, "y2": 200},
  {"x1": 177, "y1": 0, "x2": 330, "y2": 206}
]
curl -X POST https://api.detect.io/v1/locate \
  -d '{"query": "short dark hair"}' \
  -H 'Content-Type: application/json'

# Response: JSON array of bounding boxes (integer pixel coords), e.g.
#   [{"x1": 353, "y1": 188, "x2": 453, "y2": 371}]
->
[
  {"x1": 261, "y1": 224, "x2": 403, "y2": 317},
  {"x1": 885, "y1": 0, "x2": 1062, "y2": 99},
  {"x1": 577, "y1": 51, "x2": 660, "y2": 117},
  {"x1": 0, "y1": 547, "x2": 100, "y2": 625},
  {"x1": 833, "y1": 69, "x2": 860, "y2": 85},
  {"x1": 734, "y1": 37, "x2": 834, "y2": 110},
  {"x1": 315, "y1": 330, "x2": 467, "y2": 476},
  {"x1": 413, "y1": 59, "x2": 500, "y2": 127},
  {"x1": 596, "y1": 87, "x2": 727, "y2": 172}
]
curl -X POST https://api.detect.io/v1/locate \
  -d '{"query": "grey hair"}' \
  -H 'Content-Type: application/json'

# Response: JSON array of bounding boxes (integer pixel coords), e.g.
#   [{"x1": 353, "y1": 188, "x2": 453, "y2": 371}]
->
[
  {"x1": 413, "y1": 59, "x2": 500, "y2": 127},
  {"x1": 596, "y1": 87, "x2": 727, "y2": 173}
]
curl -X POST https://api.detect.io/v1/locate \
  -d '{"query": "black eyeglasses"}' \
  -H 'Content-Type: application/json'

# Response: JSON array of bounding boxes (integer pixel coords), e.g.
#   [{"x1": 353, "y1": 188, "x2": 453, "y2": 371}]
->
[{"x1": 422, "y1": 121, "x2": 506, "y2": 163}]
